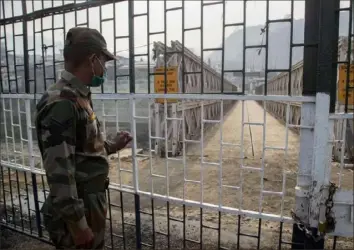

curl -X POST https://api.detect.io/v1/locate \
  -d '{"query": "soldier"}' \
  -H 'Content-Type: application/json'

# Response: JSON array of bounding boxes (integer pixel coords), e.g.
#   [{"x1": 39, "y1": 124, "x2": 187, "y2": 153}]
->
[{"x1": 35, "y1": 27, "x2": 132, "y2": 249}]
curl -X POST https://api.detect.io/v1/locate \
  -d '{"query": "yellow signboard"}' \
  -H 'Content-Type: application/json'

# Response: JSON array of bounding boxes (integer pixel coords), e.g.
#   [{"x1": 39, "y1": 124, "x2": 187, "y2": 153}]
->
[
  {"x1": 338, "y1": 64, "x2": 354, "y2": 105},
  {"x1": 154, "y1": 66, "x2": 179, "y2": 103}
]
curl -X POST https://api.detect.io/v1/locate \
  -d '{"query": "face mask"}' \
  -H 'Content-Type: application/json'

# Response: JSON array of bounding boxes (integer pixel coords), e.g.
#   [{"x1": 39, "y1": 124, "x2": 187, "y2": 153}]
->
[{"x1": 89, "y1": 57, "x2": 107, "y2": 87}]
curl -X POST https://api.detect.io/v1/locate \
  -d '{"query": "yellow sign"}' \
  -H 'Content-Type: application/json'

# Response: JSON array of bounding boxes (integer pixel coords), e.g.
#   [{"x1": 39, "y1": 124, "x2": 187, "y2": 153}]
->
[
  {"x1": 154, "y1": 66, "x2": 178, "y2": 103},
  {"x1": 338, "y1": 64, "x2": 354, "y2": 105}
]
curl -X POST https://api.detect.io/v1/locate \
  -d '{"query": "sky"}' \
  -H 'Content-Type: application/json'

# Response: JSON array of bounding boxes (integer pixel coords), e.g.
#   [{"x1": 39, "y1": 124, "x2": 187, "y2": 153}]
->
[{"x1": 0, "y1": 0, "x2": 350, "y2": 58}]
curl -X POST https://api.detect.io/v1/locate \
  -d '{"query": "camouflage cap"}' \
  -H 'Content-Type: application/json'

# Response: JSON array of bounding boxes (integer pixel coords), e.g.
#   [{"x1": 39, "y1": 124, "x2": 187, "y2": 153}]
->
[{"x1": 64, "y1": 27, "x2": 117, "y2": 61}]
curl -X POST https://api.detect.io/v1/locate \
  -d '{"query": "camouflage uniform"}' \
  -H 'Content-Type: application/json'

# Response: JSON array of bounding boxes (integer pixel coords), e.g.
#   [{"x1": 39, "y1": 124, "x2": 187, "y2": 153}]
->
[{"x1": 35, "y1": 28, "x2": 117, "y2": 249}]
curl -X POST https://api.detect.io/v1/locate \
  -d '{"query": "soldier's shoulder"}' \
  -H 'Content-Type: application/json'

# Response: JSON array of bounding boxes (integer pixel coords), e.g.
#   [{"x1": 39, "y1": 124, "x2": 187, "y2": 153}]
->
[{"x1": 36, "y1": 79, "x2": 79, "y2": 115}]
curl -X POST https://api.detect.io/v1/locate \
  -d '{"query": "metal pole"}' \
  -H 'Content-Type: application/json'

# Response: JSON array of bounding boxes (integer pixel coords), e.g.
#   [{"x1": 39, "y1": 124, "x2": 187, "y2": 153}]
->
[
  {"x1": 291, "y1": 0, "x2": 320, "y2": 249},
  {"x1": 128, "y1": 0, "x2": 135, "y2": 94},
  {"x1": 22, "y1": 0, "x2": 30, "y2": 94},
  {"x1": 310, "y1": 0, "x2": 339, "y2": 234}
]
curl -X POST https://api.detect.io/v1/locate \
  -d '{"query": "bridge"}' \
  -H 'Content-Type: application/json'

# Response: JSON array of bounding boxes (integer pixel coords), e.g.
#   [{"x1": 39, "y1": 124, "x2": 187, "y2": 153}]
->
[{"x1": 255, "y1": 36, "x2": 354, "y2": 162}]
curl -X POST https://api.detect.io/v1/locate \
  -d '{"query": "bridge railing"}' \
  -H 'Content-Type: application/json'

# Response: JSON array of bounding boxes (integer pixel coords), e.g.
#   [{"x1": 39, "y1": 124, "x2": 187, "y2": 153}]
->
[{"x1": 151, "y1": 40, "x2": 238, "y2": 156}]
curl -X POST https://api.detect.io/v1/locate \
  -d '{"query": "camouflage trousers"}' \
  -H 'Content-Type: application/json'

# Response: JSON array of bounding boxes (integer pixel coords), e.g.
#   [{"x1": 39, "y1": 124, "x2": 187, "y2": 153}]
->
[{"x1": 42, "y1": 192, "x2": 107, "y2": 249}]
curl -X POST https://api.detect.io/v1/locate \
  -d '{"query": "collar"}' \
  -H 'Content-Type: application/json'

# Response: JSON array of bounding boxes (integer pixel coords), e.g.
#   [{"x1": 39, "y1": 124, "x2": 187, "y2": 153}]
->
[{"x1": 61, "y1": 70, "x2": 91, "y2": 97}]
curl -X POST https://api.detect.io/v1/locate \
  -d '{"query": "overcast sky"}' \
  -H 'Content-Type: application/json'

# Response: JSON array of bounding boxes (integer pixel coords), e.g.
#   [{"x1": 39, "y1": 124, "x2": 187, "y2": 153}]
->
[{"x1": 1, "y1": 0, "x2": 350, "y2": 58}]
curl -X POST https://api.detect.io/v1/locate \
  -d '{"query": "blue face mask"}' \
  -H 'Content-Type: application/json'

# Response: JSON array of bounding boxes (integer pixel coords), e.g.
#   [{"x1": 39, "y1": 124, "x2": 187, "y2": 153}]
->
[{"x1": 89, "y1": 57, "x2": 107, "y2": 87}]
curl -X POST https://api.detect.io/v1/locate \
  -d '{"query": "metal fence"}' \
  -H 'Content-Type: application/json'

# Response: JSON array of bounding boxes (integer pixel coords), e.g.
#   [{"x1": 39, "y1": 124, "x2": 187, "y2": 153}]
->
[{"x1": 1, "y1": 0, "x2": 353, "y2": 249}]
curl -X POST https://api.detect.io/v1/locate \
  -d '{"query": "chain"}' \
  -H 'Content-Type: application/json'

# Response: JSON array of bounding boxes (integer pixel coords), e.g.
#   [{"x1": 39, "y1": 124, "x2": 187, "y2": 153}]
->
[
  {"x1": 291, "y1": 182, "x2": 337, "y2": 242},
  {"x1": 324, "y1": 182, "x2": 337, "y2": 233}
]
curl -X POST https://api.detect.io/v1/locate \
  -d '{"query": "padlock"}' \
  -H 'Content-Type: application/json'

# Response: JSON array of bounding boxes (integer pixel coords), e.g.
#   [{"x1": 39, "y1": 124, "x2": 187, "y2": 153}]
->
[{"x1": 318, "y1": 221, "x2": 327, "y2": 233}]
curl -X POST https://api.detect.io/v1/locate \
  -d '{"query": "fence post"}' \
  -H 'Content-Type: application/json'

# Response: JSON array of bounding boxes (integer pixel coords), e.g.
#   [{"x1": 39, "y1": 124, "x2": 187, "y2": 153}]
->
[
  {"x1": 128, "y1": 1, "x2": 142, "y2": 248},
  {"x1": 291, "y1": 0, "x2": 320, "y2": 248},
  {"x1": 310, "y1": 0, "x2": 339, "y2": 236},
  {"x1": 292, "y1": 0, "x2": 340, "y2": 248}
]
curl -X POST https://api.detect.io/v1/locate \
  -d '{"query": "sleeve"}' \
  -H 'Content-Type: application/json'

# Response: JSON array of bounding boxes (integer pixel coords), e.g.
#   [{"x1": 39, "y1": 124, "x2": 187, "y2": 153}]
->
[
  {"x1": 38, "y1": 100, "x2": 89, "y2": 235},
  {"x1": 104, "y1": 140, "x2": 117, "y2": 155}
]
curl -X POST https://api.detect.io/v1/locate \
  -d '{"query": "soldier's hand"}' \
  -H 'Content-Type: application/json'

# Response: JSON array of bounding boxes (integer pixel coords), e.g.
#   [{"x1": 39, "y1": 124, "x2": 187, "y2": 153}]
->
[
  {"x1": 74, "y1": 227, "x2": 94, "y2": 249},
  {"x1": 113, "y1": 131, "x2": 133, "y2": 151}
]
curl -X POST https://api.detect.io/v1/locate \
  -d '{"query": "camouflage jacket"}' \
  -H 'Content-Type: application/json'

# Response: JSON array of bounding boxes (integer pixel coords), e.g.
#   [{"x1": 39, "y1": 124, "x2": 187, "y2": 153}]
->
[{"x1": 35, "y1": 70, "x2": 117, "y2": 236}]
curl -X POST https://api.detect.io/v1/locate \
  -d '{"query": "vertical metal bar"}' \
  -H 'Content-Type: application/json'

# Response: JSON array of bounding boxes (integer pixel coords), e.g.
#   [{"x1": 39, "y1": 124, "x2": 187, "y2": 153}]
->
[
  {"x1": 34, "y1": 7, "x2": 37, "y2": 95},
  {"x1": 288, "y1": 0, "x2": 294, "y2": 96},
  {"x1": 236, "y1": 215, "x2": 241, "y2": 250},
  {"x1": 164, "y1": 100, "x2": 169, "y2": 195},
  {"x1": 183, "y1": 204, "x2": 186, "y2": 249},
  {"x1": 0, "y1": 167, "x2": 8, "y2": 222},
  {"x1": 164, "y1": 0, "x2": 167, "y2": 94},
  {"x1": 200, "y1": 2, "x2": 204, "y2": 94},
  {"x1": 8, "y1": 170, "x2": 16, "y2": 228},
  {"x1": 130, "y1": 99, "x2": 139, "y2": 192},
  {"x1": 115, "y1": 101, "x2": 122, "y2": 187},
  {"x1": 31, "y1": 173, "x2": 42, "y2": 237},
  {"x1": 1, "y1": 0, "x2": 11, "y2": 93},
  {"x1": 128, "y1": 0, "x2": 135, "y2": 94},
  {"x1": 285, "y1": 103, "x2": 290, "y2": 157},
  {"x1": 151, "y1": 198, "x2": 156, "y2": 249},
  {"x1": 200, "y1": 101, "x2": 204, "y2": 203},
  {"x1": 99, "y1": 4, "x2": 104, "y2": 93},
  {"x1": 345, "y1": 0, "x2": 353, "y2": 113},
  {"x1": 292, "y1": 0, "x2": 320, "y2": 248},
  {"x1": 120, "y1": 192, "x2": 126, "y2": 249},
  {"x1": 167, "y1": 201, "x2": 170, "y2": 249},
  {"x1": 74, "y1": 0, "x2": 77, "y2": 26},
  {"x1": 199, "y1": 207, "x2": 202, "y2": 250},
  {"x1": 25, "y1": 100, "x2": 35, "y2": 171},
  {"x1": 113, "y1": 1, "x2": 117, "y2": 93},
  {"x1": 134, "y1": 193, "x2": 142, "y2": 250},
  {"x1": 11, "y1": 0, "x2": 19, "y2": 93},
  {"x1": 106, "y1": 189, "x2": 114, "y2": 250},
  {"x1": 264, "y1": 0, "x2": 269, "y2": 95},
  {"x1": 23, "y1": 171, "x2": 32, "y2": 233},
  {"x1": 258, "y1": 102, "x2": 267, "y2": 213},
  {"x1": 217, "y1": 211, "x2": 221, "y2": 249},
  {"x1": 148, "y1": 101, "x2": 153, "y2": 194},
  {"x1": 309, "y1": 0, "x2": 338, "y2": 244},
  {"x1": 278, "y1": 222, "x2": 283, "y2": 250},
  {"x1": 2, "y1": 99, "x2": 10, "y2": 161},
  {"x1": 9, "y1": 100, "x2": 17, "y2": 164},
  {"x1": 330, "y1": 0, "x2": 340, "y2": 113},
  {"x1": 220, "y1": 0, "x2": 225, "y2": 93},
  {"x1": 239, "y1": 101, "x2": 245, "y2": 209},
  {"x1": 257, "y1": 219, "x2": 262, "y2": 250},
  {"x1": 22, "y1": 0, "x2": 30, "y2": 93},
  {"x1": 17, "y1": 99, "x2": 25, "y2": 166},
  {"x1": 147, "y1": 0, "x2": 150, "y2": 94},
  {"x1": 182, "y1": 100, "x2": 186, "y2": 199},
  {"x1": 219, "y1": 101, "x2": 223, "y2": 207},
  {"x1": 181, "y1": 0, "x2": 185, "y2": 94},
  {"x1": 41, "y1": 175, "x2": 46, "y2": 201},
  {"x1": 41, "y1": 0, "x2": 47, "y2": 91},
  {"x1": 51, "y1": 0, "x2": 56, "y2": 83},
  {"x1": 242, "y1": 0, "x2": 246, "y2": 94},
  {"x1": 338, "y1": 119, "x2": 346, "y2": 188},
  {"x1": 332, "y1": 236, "x2": 337, "y2": 250},
  {"x1": 15, "y1": 170, "x2": 24, "y2": 230},
  {"x1": 302, "y1": 0, "x2": 319, "y2": 96}
]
